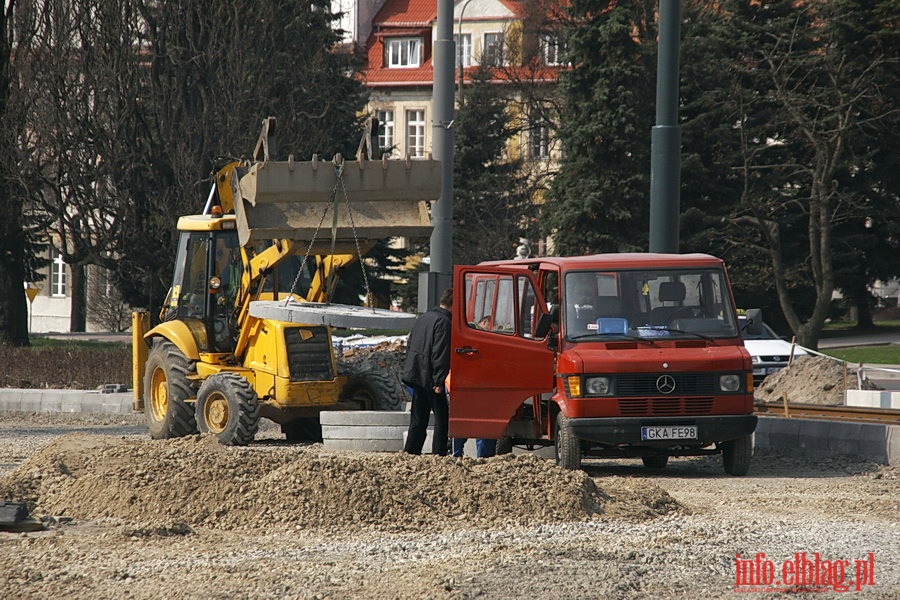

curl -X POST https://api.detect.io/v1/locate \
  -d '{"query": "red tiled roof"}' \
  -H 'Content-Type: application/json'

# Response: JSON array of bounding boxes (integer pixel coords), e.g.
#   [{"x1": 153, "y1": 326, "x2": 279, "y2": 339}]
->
[
  {"x1": 363, "y1": 62, "x2": 436, "y2": 86},
  {"x1": 363, "y1": 0, "x2": 568, "y2": 88},
  {"x1": 374, "y1": 0, "x2": 436, "y2": 27}
]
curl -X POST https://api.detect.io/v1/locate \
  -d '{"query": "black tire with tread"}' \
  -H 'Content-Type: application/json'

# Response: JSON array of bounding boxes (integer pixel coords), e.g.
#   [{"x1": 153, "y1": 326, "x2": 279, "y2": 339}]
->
[
  {"x1": 722, "y1": 434, "x2": 752, "y2": 476},
  {"x1": 339, "y1": 368, "x2": 405, "y2": 411},
  {"x1": 554, "y1": 413, "x2": 582, "y2": 470},
  {"x1": 195, "y1": 372, "x2": 260, "y2": 446},
  {"x1": 144, "y1": 339, "x2": 198, "y2": 439},
  {"x1": 495, "y1": 437, "x2": 513, "y2": 455},
  {"x1": 642, "y1": 455, "x2": 669, "y2": 470}
]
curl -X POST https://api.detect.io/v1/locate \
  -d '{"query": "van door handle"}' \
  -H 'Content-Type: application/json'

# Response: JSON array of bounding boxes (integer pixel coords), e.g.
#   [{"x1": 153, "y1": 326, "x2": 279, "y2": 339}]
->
[{"x1": 455, "y1": 346, "x2": 479, "y2": 355}]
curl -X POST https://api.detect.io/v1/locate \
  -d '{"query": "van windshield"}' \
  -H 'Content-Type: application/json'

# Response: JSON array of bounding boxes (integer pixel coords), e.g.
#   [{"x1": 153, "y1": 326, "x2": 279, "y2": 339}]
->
[{"x1": 563, "y1": 268, "x2": 739, "y2": 341}]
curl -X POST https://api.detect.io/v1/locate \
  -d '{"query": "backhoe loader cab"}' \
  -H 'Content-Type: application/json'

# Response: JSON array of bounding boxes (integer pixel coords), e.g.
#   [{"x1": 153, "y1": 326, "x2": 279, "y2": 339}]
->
[
  {"x1": 167, "y1": 216, "x2": 244, "y2": 353},
  {"x1": 132, "y1": 117, "x2": 441, "y2": 446}
]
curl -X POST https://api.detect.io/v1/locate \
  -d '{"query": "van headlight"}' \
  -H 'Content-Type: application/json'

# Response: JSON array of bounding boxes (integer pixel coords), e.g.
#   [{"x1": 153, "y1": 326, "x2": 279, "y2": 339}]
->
[
  {"x1": 585, "y1": 376, "x2": 612, "y2": 396},
  {"x1": 719, "y1": 374, "x2": 741, "y2": 392}
]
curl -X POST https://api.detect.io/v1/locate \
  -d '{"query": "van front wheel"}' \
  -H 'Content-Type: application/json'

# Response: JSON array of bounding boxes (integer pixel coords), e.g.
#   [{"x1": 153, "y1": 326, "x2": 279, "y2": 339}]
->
[
  {"x1": 722, "y1": 434, "x2": 752, "y2": 476},
  {"x1": 554, "y1": 414, "x2": 582, "y2": 470}
]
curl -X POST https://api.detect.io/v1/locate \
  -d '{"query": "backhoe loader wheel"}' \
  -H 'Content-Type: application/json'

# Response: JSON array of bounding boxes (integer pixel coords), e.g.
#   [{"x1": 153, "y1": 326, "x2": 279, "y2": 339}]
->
[
  {"x1": 554, "y1": 413, "x2": 582, "y2": 470},
  {"x1": 195, "y1": 373, "x2": 260, "y2": 446},
  {"x1": 144, "y1": 339, "x2": 198, "y2": 439},
  {"x1": 339, "y1": 369, "x2": 405, "y2": 411}
]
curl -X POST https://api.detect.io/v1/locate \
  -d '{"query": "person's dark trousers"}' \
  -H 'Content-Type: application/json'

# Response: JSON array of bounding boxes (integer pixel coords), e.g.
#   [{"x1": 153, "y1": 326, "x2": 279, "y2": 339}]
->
[
  {"x1": 476, "y1": 438, "x2": 497, "y2": 458},
  {"x1": 403, "y1": 385, "x2": 449, "y2": 456}
]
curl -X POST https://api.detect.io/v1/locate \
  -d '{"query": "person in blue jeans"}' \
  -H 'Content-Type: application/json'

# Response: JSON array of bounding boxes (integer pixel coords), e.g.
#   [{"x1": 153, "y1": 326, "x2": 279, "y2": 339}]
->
[{"x1": 452, "y1": 436, "x2": 496, "y2": 458}]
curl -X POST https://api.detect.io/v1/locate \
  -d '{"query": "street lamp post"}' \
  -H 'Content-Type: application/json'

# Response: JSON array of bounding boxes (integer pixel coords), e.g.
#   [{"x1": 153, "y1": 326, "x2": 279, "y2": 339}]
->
[{"x1": 649, "y1": 0, "x2": 683, "y2": 254}]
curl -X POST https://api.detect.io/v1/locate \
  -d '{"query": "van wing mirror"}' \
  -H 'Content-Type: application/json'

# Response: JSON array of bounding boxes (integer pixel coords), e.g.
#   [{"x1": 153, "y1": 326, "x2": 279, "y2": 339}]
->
[
  {"x1": 743, "y1": 308, "x2": 763, "y2": 336},
  {"x1": 534, "y1": 305, "x2": 559, "y2": 339},
  {"x1": 535, "y1": 312, "x2": 553, "y2": 339}
]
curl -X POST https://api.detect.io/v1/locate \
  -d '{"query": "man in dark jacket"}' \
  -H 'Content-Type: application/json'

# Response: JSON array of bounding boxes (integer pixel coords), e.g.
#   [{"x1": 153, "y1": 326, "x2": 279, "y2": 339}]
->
[{"x1": 402, "y1": 288, "x2": 452, "y2": 455}]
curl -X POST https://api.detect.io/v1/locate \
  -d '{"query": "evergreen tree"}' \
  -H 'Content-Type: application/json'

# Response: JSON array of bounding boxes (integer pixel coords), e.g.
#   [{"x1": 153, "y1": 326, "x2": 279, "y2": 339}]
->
[
  {"x1": 545, "y1": 0, "x2": 657, "y2": 255},
  {"x1": 679, "y1": 0, "x2": 898, "y2": 345},
  {"x1": 453, "y1": 67, "x2": 536, "y2": 264}
]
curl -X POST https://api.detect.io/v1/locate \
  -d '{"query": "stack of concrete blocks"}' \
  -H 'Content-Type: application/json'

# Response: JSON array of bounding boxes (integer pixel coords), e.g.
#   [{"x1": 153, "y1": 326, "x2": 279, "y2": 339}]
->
[
  {"x1": 321, "y1": 411, "x2": 434, "y2": 453},
  {"x1": 321, "y1": 410, "x2": 485, "y2": 456},
  {"x1": 0, "y1": 388, "x2": 133, "y2": 415}
]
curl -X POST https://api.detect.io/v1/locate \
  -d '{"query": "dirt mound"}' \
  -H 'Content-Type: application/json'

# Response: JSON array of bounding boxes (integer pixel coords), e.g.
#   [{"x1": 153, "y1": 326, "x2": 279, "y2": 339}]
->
[
  {"x1": 0, "y1": 434, "x2": 680, "y2": 534},
  {"x1": 754, "y1": 355, "x2": 881, "y2": 405}
]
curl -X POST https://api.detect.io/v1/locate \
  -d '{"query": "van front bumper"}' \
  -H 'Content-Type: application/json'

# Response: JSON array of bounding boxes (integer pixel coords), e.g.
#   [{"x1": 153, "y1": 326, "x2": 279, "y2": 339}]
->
[{"x1": 566, "y1": 414, "x2": 757, "y2": 446}]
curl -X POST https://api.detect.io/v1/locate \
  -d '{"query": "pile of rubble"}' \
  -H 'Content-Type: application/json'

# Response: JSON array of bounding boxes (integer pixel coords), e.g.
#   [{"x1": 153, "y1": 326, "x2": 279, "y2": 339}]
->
[
  {"x1": 0, "y1": 433, "x2": 680, "y2": 536},
  {"x1": 754, "y1": 355, "x2": 882, "y2": 405}
]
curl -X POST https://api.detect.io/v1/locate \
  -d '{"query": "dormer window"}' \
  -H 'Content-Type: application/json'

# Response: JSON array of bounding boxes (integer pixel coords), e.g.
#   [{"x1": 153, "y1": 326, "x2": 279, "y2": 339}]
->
[{"x1": 386, "y1": 37, "x2": 422, "y2": 68}]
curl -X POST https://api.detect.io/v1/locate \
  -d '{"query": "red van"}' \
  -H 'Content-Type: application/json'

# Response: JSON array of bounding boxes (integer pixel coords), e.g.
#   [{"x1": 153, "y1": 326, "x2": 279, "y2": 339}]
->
[{"x1": 448, "y1": 253, "x2": 759, "y2": 474}]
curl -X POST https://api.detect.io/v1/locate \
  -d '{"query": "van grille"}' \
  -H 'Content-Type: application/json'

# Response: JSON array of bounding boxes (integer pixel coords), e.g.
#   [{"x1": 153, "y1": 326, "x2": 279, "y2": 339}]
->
[
  {"x1": 285, "y1": 326, "x2": 334, "y2": 382},
  {"x1": 618, "y1": 398, "x2": 715, "y2": 416},
  {"x1": 616, "y1": 373, "x2": 718, "y2": 396}
]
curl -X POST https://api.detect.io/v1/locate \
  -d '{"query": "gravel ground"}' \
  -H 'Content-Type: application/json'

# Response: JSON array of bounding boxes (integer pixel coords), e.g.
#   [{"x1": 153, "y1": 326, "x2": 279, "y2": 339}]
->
[{"x1": 0, "y1": 412, "x2": 897, "y2": 600}]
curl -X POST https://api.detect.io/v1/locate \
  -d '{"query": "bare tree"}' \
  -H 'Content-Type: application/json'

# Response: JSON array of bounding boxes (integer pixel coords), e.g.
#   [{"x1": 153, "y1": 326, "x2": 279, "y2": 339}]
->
[
  {"x1": 87, "y1": 266, "x2": 131, "y2": 332},
  {"x1": 728, "y1": 5, "x2": 898, "y2": 348},
  {"x1": 0, "y1": 0, "x2": 55, "y2": 346}
]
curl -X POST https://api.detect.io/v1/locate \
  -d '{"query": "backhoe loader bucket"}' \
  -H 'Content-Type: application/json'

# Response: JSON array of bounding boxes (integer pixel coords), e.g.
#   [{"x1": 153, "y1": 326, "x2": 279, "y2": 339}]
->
[{"x1": 232, "y1": 156, "x2": 441, "y2": 251}]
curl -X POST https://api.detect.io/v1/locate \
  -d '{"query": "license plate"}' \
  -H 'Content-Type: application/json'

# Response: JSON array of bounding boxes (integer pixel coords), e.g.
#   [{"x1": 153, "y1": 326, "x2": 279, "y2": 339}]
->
[{"x1": 641, "y1": 425, "x2": 697, "y2": 440}]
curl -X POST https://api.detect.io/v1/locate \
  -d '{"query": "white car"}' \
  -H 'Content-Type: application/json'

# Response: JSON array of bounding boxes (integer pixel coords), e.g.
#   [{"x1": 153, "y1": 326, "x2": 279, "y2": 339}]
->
[{"x1": 739, "y1": 316, "x2": 808, "y2": 386}]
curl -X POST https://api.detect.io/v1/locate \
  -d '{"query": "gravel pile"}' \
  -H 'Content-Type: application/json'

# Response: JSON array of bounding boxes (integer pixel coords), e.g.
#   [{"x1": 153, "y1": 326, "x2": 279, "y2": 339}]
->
[
  {"x1": 0, "y1": 415, "x2": 897, "y2": 599},
  {"x1": 0, "y1": 433, "x2": 668, "y2": 534},
  {"x1": 754, "y1": 355, "x2": 882, "y2": 405}
]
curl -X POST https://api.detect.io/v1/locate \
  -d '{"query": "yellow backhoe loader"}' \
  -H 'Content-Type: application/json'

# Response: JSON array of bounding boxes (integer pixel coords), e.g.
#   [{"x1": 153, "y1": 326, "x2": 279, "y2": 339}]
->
[{"x1": 131, "y1": 117, "x2": 440, "y2": 445}]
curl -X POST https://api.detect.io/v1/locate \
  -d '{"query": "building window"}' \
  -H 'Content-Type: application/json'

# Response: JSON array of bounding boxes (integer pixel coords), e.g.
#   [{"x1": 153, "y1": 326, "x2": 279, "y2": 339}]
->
[
  {"x1": 454, "y1": 33, "x2": 472, "y2": 68},
  {"x1": 406, "y1": 109, "x2": 425, "y2": 157},
  {"x1": 50, "y1": 249, "x2": 67, "y2": 297},
  {"x1": 376, "y1": 109, "x2": 395, "y2": 157},
  {"x1": 530, "y1": 119, "x2": 550, "y2": 160},
  {"x1": 385, "y1": 37, "x2": 421, "y2": 68},
  {"x1": 483, "y1": 32, "x2": 504, "y2": 66},
  {"x1": 541, "y1": 33, "x2": 565, "y2": 66}
]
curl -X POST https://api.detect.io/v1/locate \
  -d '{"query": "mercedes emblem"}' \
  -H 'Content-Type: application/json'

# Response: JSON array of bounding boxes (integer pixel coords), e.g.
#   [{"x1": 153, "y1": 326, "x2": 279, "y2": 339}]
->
[{"x1": 656, "y1": 374, "x2": 676, "y2": 394}]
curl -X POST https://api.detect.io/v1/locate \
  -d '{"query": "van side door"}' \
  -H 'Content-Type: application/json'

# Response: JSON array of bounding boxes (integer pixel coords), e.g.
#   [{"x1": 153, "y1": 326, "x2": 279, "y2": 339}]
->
[{"x1": 449, "y1": 266, "x2": 556, "y2": 439}]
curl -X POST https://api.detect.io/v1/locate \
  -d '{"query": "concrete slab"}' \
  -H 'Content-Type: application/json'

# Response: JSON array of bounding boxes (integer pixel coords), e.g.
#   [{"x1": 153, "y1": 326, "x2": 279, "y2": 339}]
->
[
  {"x1": 321, "y1": 439, "x2": 404, "y2": 452},
  {"x1": 0, "y1": 388, "x2": 133, "y2": 415},
  {"x1": 249, "y1": 300, "x2": 416, "y2": 330},
  {"x1": 322, "y1": 426, "x2": 406, "y2": 440},
  {"x1": 846, "y1": 389, "x2": 900, "y2": 409},
  {"x1": 755, "y1": 416, "x2": 898, "y2": 465},
  {"x1": 320, "y1": 411, "x2": 428, "y2": 427}
]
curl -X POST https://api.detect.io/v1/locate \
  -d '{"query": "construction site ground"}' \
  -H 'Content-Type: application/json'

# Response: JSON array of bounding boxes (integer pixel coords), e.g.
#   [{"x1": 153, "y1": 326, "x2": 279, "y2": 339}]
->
[{"x1": 0, "y1": 412, "x2": 897, "y2": 599}]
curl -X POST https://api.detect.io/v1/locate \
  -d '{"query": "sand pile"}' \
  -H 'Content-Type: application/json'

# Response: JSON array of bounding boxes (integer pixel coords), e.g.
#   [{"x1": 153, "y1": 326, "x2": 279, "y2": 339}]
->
[
  {"x1": 754, "y1": 355, "x2": 882, "y2": 405},
  {"x1": 0, "y1": 434, "x2": 679, "y2": 535}
]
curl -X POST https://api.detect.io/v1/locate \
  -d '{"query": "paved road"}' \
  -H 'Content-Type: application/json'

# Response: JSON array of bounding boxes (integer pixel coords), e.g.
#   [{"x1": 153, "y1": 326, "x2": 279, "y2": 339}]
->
[{"x1": 819, "y1": 330, "x2": 900, "y2": 349}]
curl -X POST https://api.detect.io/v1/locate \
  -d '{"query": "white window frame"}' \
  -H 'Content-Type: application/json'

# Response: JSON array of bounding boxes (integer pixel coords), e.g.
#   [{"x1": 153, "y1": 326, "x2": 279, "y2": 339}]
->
[
  {"x1": 376, "y1": 109, "x2": 395, "y2": 157},
  {"x1": 542, "y1": 33, "x2": 563, "y2": 66},
  {"x1": 50, "y1": 249, "x2": 67, "y2": 297},
  {"x1": 454, "y1": 33, "x2": 472, "y2": 68},
  {"x1": 530, "y1": 120, "x2": 550, "y2": 160},
  {"x1": 406, "y1": 109, "x2": 425, "y2": 158},
  {"x1": 483, "y1": 32, "x2": 504, "y2": 66},
  {"x1": 386, "y1": 37, "x2": 422, "y2": 68}
]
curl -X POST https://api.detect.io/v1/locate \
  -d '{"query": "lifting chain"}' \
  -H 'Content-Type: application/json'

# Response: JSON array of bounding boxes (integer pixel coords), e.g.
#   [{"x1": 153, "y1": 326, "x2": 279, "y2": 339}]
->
[{"x1": 283, "y1": 154, "x2": 372, "y2": 309}]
